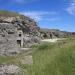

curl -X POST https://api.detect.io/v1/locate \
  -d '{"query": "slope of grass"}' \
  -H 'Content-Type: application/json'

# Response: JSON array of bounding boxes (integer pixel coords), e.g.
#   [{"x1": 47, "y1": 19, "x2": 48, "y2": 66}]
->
[
  {"x1": 26, "y1": 38, "x2": 75, "y2": 75},
  {"x1": 0, "y1": 10, "x2": 31, "y2": 20},
  {"x1": 0, "y1": 38, "x2": 75, "y2": 75},
  {"x1": 0, "y1": 10, "x2": 19, "y2": 17}
]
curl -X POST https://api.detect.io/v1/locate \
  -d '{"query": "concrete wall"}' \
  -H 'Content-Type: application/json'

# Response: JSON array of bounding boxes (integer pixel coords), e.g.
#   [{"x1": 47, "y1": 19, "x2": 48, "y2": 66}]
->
[{"x1": 0, "y1": 27, "x2": 24, "y2": 55}]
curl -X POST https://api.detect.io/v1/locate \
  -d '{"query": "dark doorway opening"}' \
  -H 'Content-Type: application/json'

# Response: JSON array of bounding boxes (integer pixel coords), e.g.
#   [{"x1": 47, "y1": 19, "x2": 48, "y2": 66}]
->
[
  {"x1": 19, "y1": 34, "x2": 21, "y2": 37},
  {"x1": 43, "y1": 33, "x2": 48, "y2": 39},
  {"x1": 50, "y1": 34, "x2": 52, "y2": 39},
  {"x1": 17, "y1": 40, "x2": 21, "y2": 47}
]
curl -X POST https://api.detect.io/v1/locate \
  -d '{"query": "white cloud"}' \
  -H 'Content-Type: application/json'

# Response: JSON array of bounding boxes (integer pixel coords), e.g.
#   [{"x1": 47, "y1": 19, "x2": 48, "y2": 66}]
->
[
  {"x1": 66, "y1": 0, "x2": 75, "y2": 15},
  {"x1": 20, "y1": 11, "x2": 58, "y2": 22}
]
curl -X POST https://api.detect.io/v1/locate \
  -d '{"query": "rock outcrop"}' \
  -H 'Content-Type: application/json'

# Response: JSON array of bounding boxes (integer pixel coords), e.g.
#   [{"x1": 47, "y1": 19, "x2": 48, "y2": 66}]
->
[
  {"x1": 0, "y1": 10, "x2": 40, "y2": 55},
  {"x1": 40, "y1": 29, "x2": 66, "y2": 39},
  {"x1": 40, "y1": 28, "x2": 75, "y2": 39}
]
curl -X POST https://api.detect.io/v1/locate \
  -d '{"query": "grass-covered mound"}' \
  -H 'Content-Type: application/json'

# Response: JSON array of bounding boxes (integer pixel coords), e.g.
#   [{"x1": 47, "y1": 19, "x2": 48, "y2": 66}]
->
[
  {"x1": 0, "y1": 10, "x2": 32, "y2": 20},
  {"x1": 0, "y1": 10, "x2": 19, "y2": 17}
]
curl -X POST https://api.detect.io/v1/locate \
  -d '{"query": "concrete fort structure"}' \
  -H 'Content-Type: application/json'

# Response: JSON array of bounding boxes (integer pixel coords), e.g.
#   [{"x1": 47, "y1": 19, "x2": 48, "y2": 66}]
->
[
  {"x1": 0, "y1": 12, "x2": 40, "y2": 56},
  {"x1": 0, "y1": 22, "x2": 24, "y2": 55}
]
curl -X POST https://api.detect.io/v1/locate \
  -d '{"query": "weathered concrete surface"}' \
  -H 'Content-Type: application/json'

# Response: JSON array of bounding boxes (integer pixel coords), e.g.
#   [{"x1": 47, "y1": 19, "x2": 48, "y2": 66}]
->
[
  {"x1": 23, "y1": 35, "x2": 40, "y2": 47},
  {"x1": 0, "y1": 64, "x2": 24, "y2": 75},
  {"x1": 0, "y1": 15, "x2": 40, "y2": 55}
]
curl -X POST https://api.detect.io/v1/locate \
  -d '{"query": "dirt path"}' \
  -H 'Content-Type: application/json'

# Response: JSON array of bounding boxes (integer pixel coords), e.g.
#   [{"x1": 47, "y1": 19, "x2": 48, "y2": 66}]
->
[{"x1": 41, "y1": 38, "x2": 65, "y2": 43}]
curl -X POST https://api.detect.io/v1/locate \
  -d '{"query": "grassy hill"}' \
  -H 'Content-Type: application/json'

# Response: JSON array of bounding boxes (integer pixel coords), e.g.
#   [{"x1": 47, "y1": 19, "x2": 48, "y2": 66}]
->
[
  {"x1": 0, "y1": 10, "x2": 33, "y2": 21},
  {"x1": 0, "y1": 37, "x2": 75, "y2": 75},
  {"x1": 0, "y1": 10, "x2": 19, "y2": 17},
  {"x1": 26, "y1": 37, "x2": 75, "y2": 75}
]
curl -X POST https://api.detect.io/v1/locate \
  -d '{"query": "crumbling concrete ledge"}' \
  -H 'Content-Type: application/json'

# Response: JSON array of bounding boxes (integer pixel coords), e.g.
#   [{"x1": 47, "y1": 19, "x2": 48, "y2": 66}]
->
[{"x1": 0, "y1": 64, "x2": 25, "y2": 75}]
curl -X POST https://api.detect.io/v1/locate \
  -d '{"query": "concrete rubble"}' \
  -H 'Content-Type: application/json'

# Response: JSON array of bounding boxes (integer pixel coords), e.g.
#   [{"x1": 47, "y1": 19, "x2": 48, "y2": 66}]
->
[{"x1": 0, "y1": 64, "x2": 24, "y2": 75}]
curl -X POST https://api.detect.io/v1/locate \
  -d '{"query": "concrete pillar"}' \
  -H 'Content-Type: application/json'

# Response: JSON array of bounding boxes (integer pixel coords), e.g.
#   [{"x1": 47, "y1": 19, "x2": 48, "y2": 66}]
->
[{"x1": 21, "y1": 34, "x2": 23, "y2": 47}]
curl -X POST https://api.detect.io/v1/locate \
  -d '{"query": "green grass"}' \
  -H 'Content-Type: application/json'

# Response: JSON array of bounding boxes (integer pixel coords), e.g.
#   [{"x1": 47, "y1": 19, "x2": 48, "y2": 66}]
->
[
  {"x1": 0, "y1": 10, "x2": 30, "y2": 20},
  {"x1": 0, "y1": 38, "x2": 75, "y2": 75},
  {"x1": 0, "y1": 10, "x2": 19, "y2": 17},
  {"x1": 26, "y1": 38, "x2": 75, "y2": 75}
]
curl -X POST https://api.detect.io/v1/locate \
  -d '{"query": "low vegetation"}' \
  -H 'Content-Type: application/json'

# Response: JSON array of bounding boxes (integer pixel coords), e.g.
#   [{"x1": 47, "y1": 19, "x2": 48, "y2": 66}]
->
[
  {"x1": 0, "y1": 10, "x2": 31, "y2": 20},
  {"x1": 0, "y1": 10, "x2": 19, "y2": 17},
  {"x1": 26, "y1": 37, "x2": 75, "y2": 75},
  {"x1": 0, "y1": 37, "x2": 75, "y2": 75}
]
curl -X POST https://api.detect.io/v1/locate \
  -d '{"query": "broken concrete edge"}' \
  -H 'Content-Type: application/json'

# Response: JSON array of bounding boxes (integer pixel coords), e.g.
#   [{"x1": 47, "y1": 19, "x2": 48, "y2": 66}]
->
[{"x1": 0, "y1": 64, "x2": 26, "y2": 75}]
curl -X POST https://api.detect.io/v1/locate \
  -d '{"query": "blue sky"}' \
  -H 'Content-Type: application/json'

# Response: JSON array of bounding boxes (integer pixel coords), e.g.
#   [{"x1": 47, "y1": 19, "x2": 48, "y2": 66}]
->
[{"x1": 0, "y1": 0, "x2": 75, "y2": 32}]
